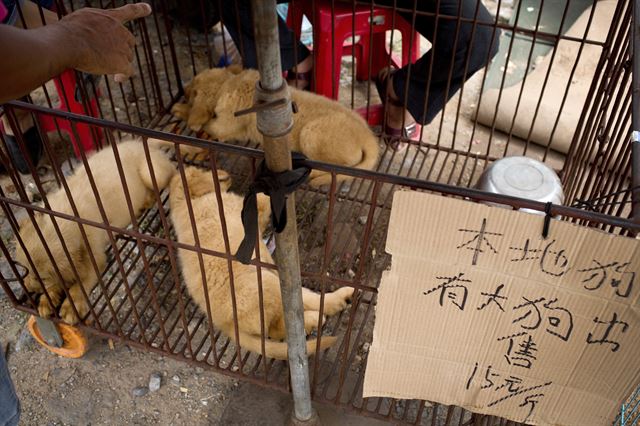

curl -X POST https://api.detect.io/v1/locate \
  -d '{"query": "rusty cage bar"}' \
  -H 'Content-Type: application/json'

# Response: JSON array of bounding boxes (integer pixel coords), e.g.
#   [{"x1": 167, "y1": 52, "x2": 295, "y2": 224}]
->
[{"x1": 0, "y1": 0, "x2": 638, "y2": 424}]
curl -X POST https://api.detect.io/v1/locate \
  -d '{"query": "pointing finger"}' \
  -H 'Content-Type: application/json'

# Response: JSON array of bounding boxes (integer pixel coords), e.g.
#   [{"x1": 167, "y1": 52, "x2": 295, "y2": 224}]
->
[{"x1": 108, "y1": 3, "x2": 152, "y2": 23}]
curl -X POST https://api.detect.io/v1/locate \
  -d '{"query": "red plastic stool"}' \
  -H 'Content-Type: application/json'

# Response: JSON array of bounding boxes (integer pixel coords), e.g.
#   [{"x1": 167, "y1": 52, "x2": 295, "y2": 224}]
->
[
  {"x1": 286, "y1": 1, "x2": 420, "y2": 101},
  {"x1": 37, "y1": 69, "x2": 102, "y2": 157}
]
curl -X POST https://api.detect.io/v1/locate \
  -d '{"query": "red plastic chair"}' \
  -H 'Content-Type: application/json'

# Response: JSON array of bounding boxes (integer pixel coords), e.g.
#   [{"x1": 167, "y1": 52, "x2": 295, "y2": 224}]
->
[
  {"x1": 37, "y1": 69, "x2": 102, "y2": 157},
  {"x1": 286, "y1": 0, "x2": 420, "y2": 102}
]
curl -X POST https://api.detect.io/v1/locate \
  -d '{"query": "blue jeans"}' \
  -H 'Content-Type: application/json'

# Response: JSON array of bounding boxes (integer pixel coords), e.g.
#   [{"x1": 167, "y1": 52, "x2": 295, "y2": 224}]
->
[
  {"x1": 0, "y1": 345, "x2": 20, "y2": 426},
  {"x1": 1, "y1": 0, "x2": 55, "y2": 25}
]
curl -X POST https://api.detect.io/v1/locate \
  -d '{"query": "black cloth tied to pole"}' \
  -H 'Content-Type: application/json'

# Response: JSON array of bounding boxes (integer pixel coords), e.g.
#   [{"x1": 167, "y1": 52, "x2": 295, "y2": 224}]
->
[{"x1": 235, "y1": 152, "x2": 310, "y2": 264}]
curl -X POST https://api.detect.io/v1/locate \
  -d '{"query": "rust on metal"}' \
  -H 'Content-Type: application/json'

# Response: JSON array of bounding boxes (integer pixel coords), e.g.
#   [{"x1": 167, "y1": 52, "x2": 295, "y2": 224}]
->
[{"x1": 0, "y1": 0, "x2": 637, "y2": 424}]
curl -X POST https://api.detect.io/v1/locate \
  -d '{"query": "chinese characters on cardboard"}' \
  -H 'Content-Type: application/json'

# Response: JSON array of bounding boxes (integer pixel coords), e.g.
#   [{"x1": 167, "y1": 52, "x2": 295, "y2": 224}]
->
[{"x1": 363, "y1": 191, "x2": 640, "y2": 425}]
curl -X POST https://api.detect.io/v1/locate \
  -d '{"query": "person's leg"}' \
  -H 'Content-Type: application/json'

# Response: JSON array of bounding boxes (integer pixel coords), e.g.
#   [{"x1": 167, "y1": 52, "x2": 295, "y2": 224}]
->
[
  {"x1": 14, "y1": 0, "x2": 58, "y2": 28},
  {"x1": 0, "y1": 346, "x2": 20, "y2": 426},
  {"x1": 391, "y1": 0, "x2": 500, "y2": 125},
  {"x1": 1, "y1": 0, "x2": 59, "y2": 174},
  {"x1": 218, "y1": 0, "x2": 310, "y2": 73}
]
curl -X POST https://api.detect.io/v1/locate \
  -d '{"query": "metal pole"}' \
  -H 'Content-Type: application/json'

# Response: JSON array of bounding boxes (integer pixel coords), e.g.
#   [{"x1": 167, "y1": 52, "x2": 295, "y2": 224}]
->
[
  {"x1": 632, "y1": 0, "x2": 640, "y2": 225},
  {"x1": 249, "y1": 0, "x2": 319, "y2": 424}
]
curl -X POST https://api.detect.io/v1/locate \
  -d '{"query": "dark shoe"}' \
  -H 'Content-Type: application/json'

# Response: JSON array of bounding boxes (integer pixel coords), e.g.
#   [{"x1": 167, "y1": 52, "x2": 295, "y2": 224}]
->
[
  {"x1": 375, "y1": 67, "x2": 417, "y2": 151},
  {"x1": 5, "y1": 126, "x2": 44, "y2": 174}
]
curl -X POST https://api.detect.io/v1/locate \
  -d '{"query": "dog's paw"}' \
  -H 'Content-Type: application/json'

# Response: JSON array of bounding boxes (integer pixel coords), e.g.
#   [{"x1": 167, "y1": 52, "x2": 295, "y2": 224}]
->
[
  {"x1": 171, "y1": 103, "x2": 190, "y2": 120},
  {"x1": 338, "y1": 286, "x2": 355, "y2": 302},
  {"x1": 38, "y1": 298, "x2": 55, "y2": 318},
  {"x1": 59, "y1": 299, "x2": 87, "y2": 325},
  {"x1": 323, "y1": 286, "x2": 355, "y2": 316}
]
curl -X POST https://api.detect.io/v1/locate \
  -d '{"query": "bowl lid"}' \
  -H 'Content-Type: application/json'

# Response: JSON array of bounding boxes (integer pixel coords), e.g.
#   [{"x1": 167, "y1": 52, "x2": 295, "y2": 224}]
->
[{"x1": 487, "y1": 156, "x2": 563, "y2": 202}]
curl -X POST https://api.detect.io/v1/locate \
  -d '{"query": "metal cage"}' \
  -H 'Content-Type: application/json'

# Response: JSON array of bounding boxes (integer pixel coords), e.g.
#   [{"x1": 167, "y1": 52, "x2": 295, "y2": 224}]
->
[{"x1": 0, "y1": 0, "x2": 637, "y2": 424}]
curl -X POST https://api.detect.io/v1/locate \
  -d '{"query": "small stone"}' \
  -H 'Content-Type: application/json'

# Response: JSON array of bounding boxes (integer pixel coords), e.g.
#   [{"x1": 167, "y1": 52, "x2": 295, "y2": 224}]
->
[
  {"x1": 14, "y1": 328, "x2": 35, "y2": 353},
  {"x1": 179, "y1": 387, "x2": 188, "y2": 393},
  {"x1": 132, "y1": 386, "x2": 148, "y2": 397},
  {"x1": 347, "y1": 269, "x2": 356, "y2": 279},
  {"x1": 171, "y1": 375, "x2": 180, "y2": 385},
  {"x1": 362, "y1": 342, "x2": 371, "y2": 352},
  {"x1": 108, "y1": 339, "x2": 115, "y2": 350},
  {"x1": 195, "y1": 367, "x2": 204, "y2": 374},
  {"x1": 230, "y1": 365, "x2": 239, "y2": 372},
  {"x1": 358, "y1": 216, "x2": 367, "y2": 225},
  {"x1": 149, "y1": 373, "x2": 162, "y2": 392}
]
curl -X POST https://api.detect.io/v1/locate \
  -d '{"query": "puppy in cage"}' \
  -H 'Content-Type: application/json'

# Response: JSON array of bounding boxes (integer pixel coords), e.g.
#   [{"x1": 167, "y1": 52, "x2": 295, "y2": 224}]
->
[
  {"x1": 171, "y1": 66, "x2": 380, "y2": 187},
  {"x1": 171, "y1": 66, "x2": 241, "y2": 136},
  {"x1": 169, "y1": 166, "x2": 354, "y2": 359},
  {"x1": 14, "y1": 140, "x2": 175, "y2": 324}
]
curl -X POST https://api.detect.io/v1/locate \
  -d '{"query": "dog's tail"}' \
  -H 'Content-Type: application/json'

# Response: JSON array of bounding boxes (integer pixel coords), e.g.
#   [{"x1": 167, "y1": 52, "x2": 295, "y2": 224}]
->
[
  {"x1": 308, "y1": 135, "x2": 380, "y2": 187},
  {"x1": 222, "y1": 324, "x2": 337, "y2": 360}
]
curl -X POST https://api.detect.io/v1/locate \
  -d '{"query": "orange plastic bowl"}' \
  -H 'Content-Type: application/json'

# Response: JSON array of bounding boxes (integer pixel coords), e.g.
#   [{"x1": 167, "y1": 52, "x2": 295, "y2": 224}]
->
[{"x1": 27, "y1": 316, "x2": 88, "y2": 358}]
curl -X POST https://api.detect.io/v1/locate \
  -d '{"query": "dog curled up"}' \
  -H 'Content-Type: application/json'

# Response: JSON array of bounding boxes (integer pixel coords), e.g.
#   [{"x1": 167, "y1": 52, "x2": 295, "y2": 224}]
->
[
  {"x1": 14, "y1": 140, "x2": 175, "y2": 324},
  {"x1": 171, "y1": 66, "x2": 380, "y2": 187},
  {"x1": 169, "y1": 166, "x2": 354, "y2": 359}
]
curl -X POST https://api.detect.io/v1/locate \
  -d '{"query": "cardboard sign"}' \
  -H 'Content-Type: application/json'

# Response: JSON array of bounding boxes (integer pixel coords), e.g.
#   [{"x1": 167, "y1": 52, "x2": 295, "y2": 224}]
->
[{"x1": 363, "y1": 191, "x2": 640, "y2": 426}]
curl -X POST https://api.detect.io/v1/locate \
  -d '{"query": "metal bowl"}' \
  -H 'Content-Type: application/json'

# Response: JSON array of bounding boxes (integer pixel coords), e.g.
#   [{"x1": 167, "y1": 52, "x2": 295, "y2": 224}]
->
[{"x1": 475, "y1": 156, "x2": 564, "y2": 215}]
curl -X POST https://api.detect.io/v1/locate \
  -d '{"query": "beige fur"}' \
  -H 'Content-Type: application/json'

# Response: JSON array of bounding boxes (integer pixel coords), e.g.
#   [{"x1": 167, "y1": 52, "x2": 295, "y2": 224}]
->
[
  {"x1": 171, "y1": 65, "x2": 243, "y2": 132},
  {"x1": 169, "y1": 166, "x2": 354, "y2": 360},
  {"x1": 14, "y1": 140, "x2": 176, "y2": 324},
  {"x1": 173, "y1": 67, "x2": 380, "y2": 187}
]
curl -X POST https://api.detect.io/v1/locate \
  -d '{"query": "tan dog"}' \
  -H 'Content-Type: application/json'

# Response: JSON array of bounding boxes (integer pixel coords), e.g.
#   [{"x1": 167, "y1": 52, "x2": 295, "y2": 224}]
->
[
  {"x1": 168, "y1": 67, "x2": 245, "y2": 161},
  {"x1": 169, "y1": 166, "x2": 354, "y2": 359},
  {"x1": 173, "y1": 67, "x2": 380, "y2": 187},
  {"x1": 14, "y1": 140, "x2": 175, "y2": 324},
  {"x1": 171, "y1": 65, "x2": 243, "y2": 132}
]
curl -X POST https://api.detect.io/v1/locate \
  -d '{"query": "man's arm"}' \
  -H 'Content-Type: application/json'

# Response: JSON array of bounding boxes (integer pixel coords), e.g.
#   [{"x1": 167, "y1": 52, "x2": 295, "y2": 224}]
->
[{"x1": 0, "y1": 3, "x2": 151, "y2": 104}]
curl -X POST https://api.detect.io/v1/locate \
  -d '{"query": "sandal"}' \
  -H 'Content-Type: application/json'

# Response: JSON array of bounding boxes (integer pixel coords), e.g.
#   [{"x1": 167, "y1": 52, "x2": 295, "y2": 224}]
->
[
  {"x1": 286, "y1": 69, "x2": 312, "y2": 91},
  {"x1": 374, "y1": 67, "x2": 417, "y2": 151}
]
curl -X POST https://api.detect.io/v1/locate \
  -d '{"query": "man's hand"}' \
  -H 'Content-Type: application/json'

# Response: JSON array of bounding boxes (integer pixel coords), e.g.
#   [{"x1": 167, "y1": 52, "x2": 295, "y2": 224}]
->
[
  {"x1": 0, "y1": 3, "x2": 152, "y2": 102},
  {"x1": 55, "y1": 3, "x2": 152, "y2": 82}
]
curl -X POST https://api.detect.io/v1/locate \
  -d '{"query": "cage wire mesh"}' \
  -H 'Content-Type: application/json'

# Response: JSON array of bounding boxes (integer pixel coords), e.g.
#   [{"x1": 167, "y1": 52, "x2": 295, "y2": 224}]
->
[{"x1": 0, "y1": 0, "x2": 637, "y2": 424}]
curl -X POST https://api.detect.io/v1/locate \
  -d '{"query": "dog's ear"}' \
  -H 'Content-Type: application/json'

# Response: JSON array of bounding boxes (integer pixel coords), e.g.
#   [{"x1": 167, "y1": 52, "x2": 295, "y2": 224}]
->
[{"x1": 227, "y1": 64, "x2": 243, "y2": 75}]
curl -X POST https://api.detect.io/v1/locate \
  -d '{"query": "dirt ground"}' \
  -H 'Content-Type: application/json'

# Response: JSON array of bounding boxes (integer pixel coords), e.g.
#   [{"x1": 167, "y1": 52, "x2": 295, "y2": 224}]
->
[{"x1": 0, "y1": 295, "x2": 241, "y2": 426}]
